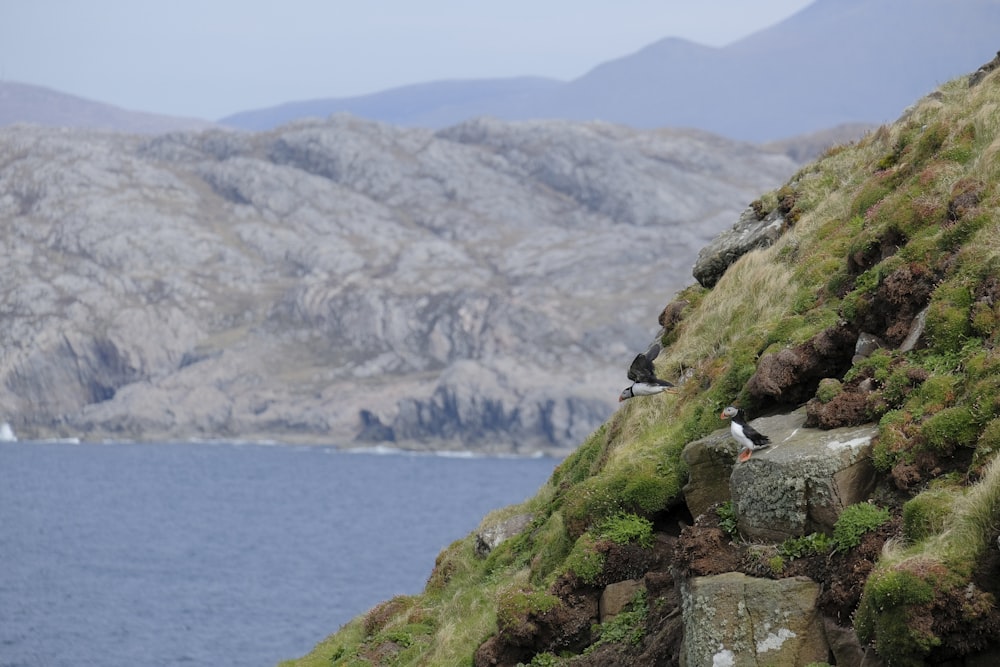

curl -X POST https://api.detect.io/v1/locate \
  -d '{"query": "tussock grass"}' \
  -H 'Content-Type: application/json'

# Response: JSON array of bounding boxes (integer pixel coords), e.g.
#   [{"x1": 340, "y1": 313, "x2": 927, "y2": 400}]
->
[
  {"x1": 660, "y1": 250, "x2": 794, "y2": 369},
  {"x1": 930, "y1": 453, "x2": 1000, "y2": 572}
]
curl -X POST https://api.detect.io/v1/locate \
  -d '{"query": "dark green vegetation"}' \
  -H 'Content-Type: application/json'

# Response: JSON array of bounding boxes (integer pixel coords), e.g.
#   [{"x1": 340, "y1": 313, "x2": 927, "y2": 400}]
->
[{"x1": 282, "y1": 68, "x2": 1000, "y2": 666}]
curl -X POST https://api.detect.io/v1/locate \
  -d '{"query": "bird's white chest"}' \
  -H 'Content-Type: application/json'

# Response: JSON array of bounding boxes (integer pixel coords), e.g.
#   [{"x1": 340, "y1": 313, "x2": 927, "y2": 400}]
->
[
  {"x1": 730, "y1": 422, "x2": 755, "y2": 449},
  {"x1": 631, "y1": 382, "x2": 666, "y2": 397}
]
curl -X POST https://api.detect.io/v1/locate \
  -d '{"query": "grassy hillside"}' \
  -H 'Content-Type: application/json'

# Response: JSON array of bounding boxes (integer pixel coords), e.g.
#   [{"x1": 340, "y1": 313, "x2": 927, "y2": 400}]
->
[{"x1": 281, "y1": 63, "x2": 1000, "y2": 666}]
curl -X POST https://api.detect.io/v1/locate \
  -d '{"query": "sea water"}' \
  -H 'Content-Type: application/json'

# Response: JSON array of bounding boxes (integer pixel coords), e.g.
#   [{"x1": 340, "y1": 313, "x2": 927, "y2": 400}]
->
[{"x1": 0, "y1": 441, "x2": 559, "y2": 667}]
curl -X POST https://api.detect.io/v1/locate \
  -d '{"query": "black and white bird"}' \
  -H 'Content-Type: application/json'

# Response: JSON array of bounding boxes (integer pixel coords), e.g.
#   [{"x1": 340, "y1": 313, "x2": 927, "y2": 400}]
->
[
  {"x1": 619, "y1": 342, "x2": 676, "y2": 402},
  {"x1": 720, "y1": 406, "x2": 771, "y2": 462}
]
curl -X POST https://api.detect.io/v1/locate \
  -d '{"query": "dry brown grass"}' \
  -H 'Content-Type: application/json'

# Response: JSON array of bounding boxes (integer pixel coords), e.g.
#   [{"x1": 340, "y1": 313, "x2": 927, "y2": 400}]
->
[{"x1": 660, "y1": 250, "x2": 794, "y2": 371}]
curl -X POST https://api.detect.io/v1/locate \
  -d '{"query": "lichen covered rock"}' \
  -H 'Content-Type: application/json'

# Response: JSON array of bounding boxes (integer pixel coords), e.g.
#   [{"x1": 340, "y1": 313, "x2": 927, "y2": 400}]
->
[
  {"x1": 729, "y1": 408, "x2": 878, "y2": 541},
  {"x1": 680, "y1": 572, "x2": 828, "y2": 666}
]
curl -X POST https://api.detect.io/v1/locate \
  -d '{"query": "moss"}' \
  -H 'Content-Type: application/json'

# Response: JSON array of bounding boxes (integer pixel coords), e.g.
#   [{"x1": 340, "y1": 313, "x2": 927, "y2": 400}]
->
[
  {"x1": 905, "y1": 373, "x2": 957, "y2": 415},
  {"x1": 595, "y1": 512, "x2": 653, "y2": 548},
  {"x1": 920, "y1": 405, "x2": 979, "y2": 452},
  {"x1": 870, "y1": 185, "x2": 942, "y2": 238},
  {"x1": 902, "y1": 489, "x2": 959, "y2": 542},
  {"x1": 970, "y1": 295, "x2": 1000, "y2": 338},
  {"x1": 912, "y1": 121, "x2": 950, "y2": 167},
  {"x1": 846, "y1": 348, "x2": 895, "y2": 384},
  {"x1": 851, "y1": 177, "x2": 894, "y2": 217},
  {"x1": 972, "y1": 417, "x2": 1000, "y2": 474},
  {"x1": 815, "y1": 378, "x2": 843, "y2": 403},
  {"x1": 939, "y1": 211, "x2": 991, "y2": 251},
  {"x1": 562, "y1": 534, "x2": 604, "y2": 585},
  {"x1": 855, "y1": 568, "x2": 939, "y2": 667},
  {"x1": 832, "y1": 503, "x2": 890, "y2": 552},
  {"x1": 879, "y1": 363, "x2": 928, "y2": 410},
  {"x1": 873, "y1": 409, "x2": 915, "y2": 472},
  {"x1": 924, "y1": 282, "x2": 974, "y2": 353},
  {"x1": 496, "y1": 587, "x2": 560, "y2": 633}
]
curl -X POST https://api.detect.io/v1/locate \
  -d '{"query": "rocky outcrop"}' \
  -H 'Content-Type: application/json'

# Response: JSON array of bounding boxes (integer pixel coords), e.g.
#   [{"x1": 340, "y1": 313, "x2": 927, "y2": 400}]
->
[
  {"x1": 681, "y1": 572, "x2": 828, "y2": 666},
  {"x1": 683, "y1": 408, "x2": 879, "y2": 541},
  {"x1": 692, "y1": 205, "x2": 787, "y2": 288},
  {"x1": 475, "y1": 513, "x2": 534, "y2": 558},
  {"x1": 681, "y1": 428, "x2": 739, "y2": 519},
  {"x1": 0, "y1": 118, "x2": 799, "y2": 451},
  {"x1": 730, "y1": 409, "x2": 877, "y2": 542}
]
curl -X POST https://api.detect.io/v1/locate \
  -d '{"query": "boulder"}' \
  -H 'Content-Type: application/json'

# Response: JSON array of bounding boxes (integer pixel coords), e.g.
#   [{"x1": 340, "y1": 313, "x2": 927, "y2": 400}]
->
[
  {"x1": 692, "y1": 205, "x2": 786, "y2": 288},
  {"x1": 599, "y1": 578, "x2": 644, "y2": 622},
  {"x1": 681, "y1": 429, "x2": 739, "y2": 519},
  {"x1": 823, "y1": 617, "x2": 883, "y2": 667},
  {"x1": 730, "y1": 408, "x2": 878, "y2": 541},
  {"x1": 474, "y1": 513, "x2": 534, "y2": 558},
  {"x1": 680, "y1": 572, "x2": 828, "y2": 666}
]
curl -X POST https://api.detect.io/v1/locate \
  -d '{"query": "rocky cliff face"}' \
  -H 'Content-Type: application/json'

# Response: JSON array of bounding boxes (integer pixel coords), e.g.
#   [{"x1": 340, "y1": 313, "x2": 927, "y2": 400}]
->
[{"x1": 0, "y1": 116, "x2": 799, "y2": 451}]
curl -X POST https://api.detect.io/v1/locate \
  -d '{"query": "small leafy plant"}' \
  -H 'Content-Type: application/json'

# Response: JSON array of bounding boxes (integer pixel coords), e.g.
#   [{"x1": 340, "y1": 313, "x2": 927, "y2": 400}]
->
[
  {"x1": 716, "y1": 501, "x2": 738, "y2": 538},
  {"x1": 833, "y1": 503, "x2": 891, "y2": 552},
  {"x1": 778, "y1": 532, "x2": 833, "y2": 560}
]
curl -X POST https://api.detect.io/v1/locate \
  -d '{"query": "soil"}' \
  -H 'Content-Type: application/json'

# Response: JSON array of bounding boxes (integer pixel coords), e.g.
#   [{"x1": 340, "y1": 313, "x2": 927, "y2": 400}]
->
[
  {"x1": 854, "y1": 263, "x2": 937, "y2": 346},
  {"x1": 747, "y1": 321, "x2": 858, "y2": 405}
]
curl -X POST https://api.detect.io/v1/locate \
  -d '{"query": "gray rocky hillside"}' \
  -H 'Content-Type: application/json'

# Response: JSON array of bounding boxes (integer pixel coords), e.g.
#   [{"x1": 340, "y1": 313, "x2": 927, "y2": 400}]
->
[{"x1": 0, "y1": 116, "x2": 799, "y2": 452}]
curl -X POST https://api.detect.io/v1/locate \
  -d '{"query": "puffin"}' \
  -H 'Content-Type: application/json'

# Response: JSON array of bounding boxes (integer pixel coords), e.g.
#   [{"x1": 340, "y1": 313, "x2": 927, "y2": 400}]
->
[
  {"x1": 720, "y1": 406, "x2": 771, "y2": 462},
  {"x1": 619, "y1": 342, "x2": 677, "y2": 402}
]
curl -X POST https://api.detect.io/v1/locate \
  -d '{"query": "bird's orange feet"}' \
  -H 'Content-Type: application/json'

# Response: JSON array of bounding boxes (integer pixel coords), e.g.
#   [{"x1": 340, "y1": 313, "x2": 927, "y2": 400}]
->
[{"x1": 737, "y1": 449, "x2": 752, "y2": 463}]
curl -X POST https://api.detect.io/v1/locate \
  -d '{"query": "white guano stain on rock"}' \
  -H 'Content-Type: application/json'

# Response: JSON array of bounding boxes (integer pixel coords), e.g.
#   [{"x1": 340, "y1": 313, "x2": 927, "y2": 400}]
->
[
  {"x1": 825, "y1": 435, "x2": 871, "y2": 452},
  {"x1": 712, "y1": 647, "x2": 736, "y2": 667},
  {"x1": 757, "y1": 627, "x2": 796, "y2": 653}
]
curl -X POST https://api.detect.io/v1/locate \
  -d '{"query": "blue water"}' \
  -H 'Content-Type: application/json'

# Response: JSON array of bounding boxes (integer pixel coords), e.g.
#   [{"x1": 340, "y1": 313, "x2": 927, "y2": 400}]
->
[{"x1": 0, "y1": 441, "x2": 558, "y2": 667}]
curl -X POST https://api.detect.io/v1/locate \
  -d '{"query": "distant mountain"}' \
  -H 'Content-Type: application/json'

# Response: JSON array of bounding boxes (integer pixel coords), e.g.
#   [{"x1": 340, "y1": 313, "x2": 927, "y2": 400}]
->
[
  {"x1": 0, "y1": 81, "x2": 216, "y2": 134},
  {"x1": 0, "y1": 117, "x2": 799, "y2": 452},
  {"x1": 221, "y1": 77, "x2": 562, "y2": 133},
  {"x1": 219, "y1": 0, "x2": 1000, "y2": 142}
]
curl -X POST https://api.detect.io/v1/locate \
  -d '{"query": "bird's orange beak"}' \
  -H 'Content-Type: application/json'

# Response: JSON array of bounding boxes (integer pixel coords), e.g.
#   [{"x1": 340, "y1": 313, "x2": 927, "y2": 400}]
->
[{"x1": 719, "y1": 411, "x2": 728, "y2": 419}]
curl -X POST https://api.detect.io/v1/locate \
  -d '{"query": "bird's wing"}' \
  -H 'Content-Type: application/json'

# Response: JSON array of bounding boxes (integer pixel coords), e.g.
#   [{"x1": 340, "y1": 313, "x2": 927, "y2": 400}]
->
[
  {"x1": 643, "y1": 342, "x2": 661, "y2": 364},
  {"x1": 627, "y1": 353, "x2": 656, "y2": 383},
  {"x1": 742, "y1": 422, "x2": 771, "y2": 446}
]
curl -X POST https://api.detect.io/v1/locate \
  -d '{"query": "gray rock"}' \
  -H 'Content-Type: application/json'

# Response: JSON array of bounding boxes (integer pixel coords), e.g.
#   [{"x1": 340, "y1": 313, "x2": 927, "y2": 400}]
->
[
  {"x1": 692, "y1": 205, "x2": 786, "y2": 288},
  {"x1": 474, "y1": 513, "x2": 534, "y2": 558},
  {"x1": 898, "y1": 305, "x2": 929, "y2": 353},
  {"x1": 680, "y1": 572, "x2": 828, "y2": 667},
  {"x1": 729, "y1": 408, "x2": 878, "y2": 541},
  {"x1": 853, "y1": 332, "x2": 886, "y2": 363},
  {"x1": 823, "y1": 617, "x2": 882, "y2": 667},
  {"x1": 681, "y1": 428, "x2": 739, "y2": 520},
  {"x1": 599, "y1": 579, "x2": 644, "y2": 623},
  {"x1": 0, "y1": 118, "x2": 799, "y2": 451}
]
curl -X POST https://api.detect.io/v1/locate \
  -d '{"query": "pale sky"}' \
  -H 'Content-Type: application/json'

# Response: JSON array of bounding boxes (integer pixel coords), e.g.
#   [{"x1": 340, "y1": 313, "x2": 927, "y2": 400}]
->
[{"x1": 0, "y1": 1, "x2": 814, "y2": 120}]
